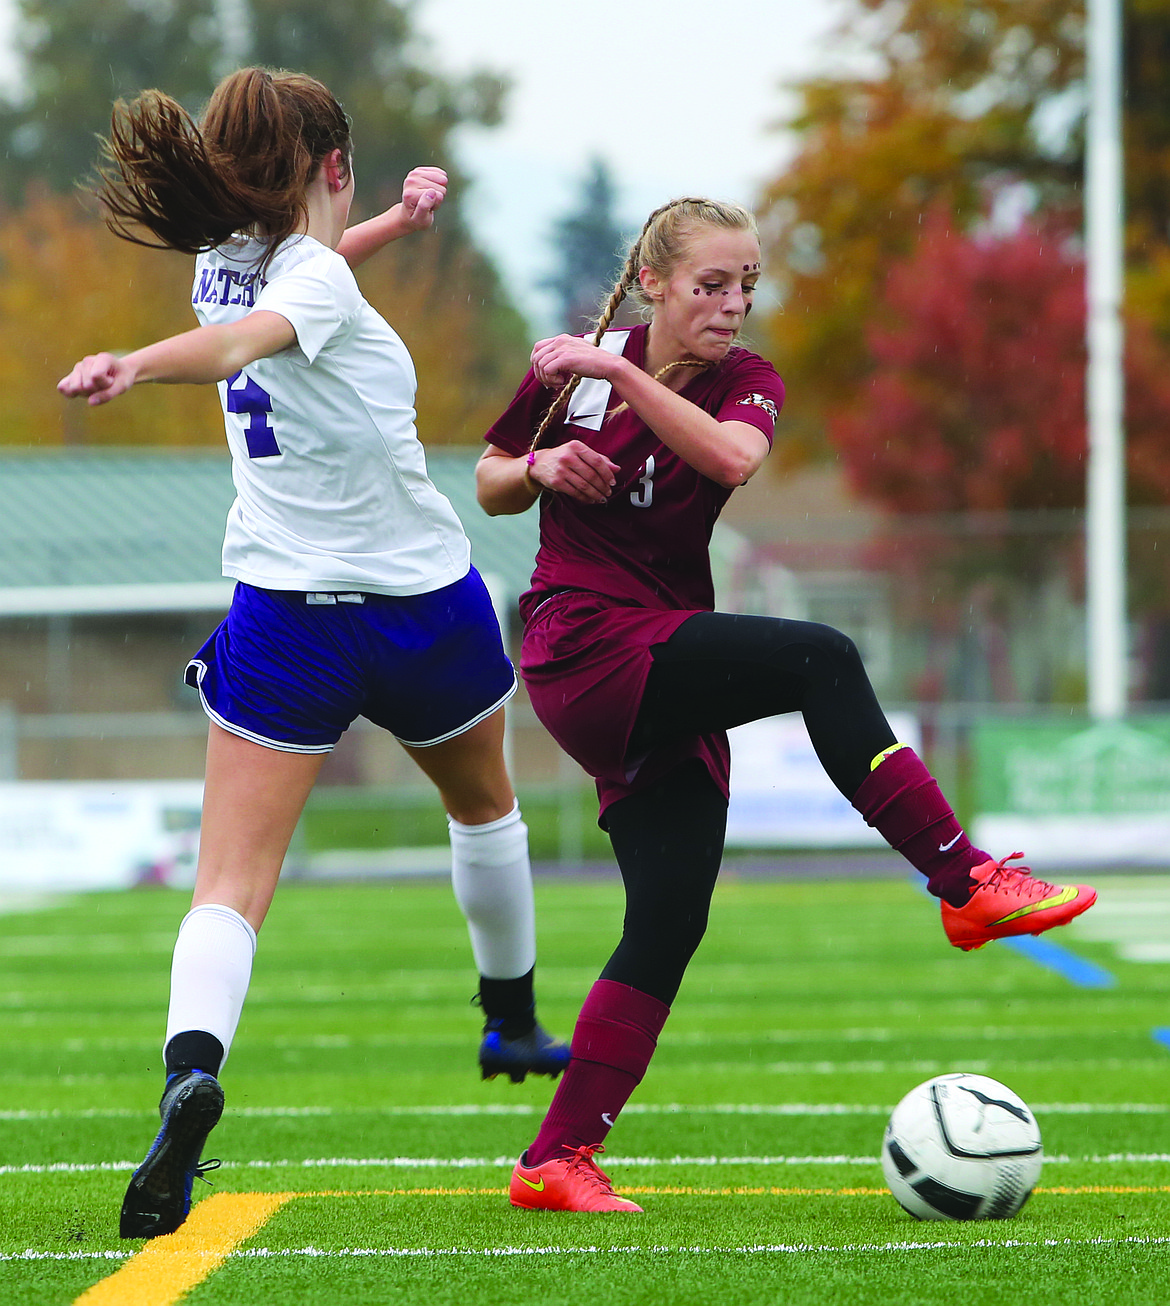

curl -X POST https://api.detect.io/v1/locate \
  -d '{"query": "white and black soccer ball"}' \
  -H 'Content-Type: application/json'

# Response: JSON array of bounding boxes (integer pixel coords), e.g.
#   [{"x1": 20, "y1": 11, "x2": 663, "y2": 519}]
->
[{"x1": 881, "y1": 1073, "x2": 1043, "y2": 1220}]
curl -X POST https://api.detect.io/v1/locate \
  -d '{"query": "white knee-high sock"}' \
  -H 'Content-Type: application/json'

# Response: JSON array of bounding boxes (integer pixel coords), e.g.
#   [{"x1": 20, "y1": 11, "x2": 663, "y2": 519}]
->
[
  {"x1": 449, "y1": 802, "x2": 536, "y2": 980},
  {"x1": 164, "y1": 903, "x2": 257, "y2": 1070}
]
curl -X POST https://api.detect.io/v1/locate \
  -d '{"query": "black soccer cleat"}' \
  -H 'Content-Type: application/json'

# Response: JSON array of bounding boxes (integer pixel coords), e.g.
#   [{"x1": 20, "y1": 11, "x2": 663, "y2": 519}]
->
[
  {"x1": 479, "y1": 1020, "x2": 571, "y2": 1083},
  {"x1": 119, "y1": 1069, "x2": 224, "y2": 1239}
]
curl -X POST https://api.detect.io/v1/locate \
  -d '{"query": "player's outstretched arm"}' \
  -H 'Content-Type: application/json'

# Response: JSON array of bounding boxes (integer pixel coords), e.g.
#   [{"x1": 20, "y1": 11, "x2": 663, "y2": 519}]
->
[
  {"x1": 337, "y1": 166, "x2": 447, "y2": 268},
  {"x1": 57, "y1": 312, "x2": 297, "y2": 406}
]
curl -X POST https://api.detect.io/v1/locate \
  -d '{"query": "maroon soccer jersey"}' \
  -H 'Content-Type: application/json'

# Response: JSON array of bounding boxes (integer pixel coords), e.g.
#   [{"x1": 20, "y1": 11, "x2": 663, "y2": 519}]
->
[
  {"x1": 485, "y1": 324, "x2": 784, "y2": 816},
  {"x1": 485, "y1": 325, "x2": 784, "y2": 614}
]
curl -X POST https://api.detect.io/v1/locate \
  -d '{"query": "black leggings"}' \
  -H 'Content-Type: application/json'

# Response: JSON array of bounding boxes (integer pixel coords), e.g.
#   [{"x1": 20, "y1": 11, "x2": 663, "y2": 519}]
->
[{"x1": 603, "y1": 613, "x2": 896, "y2": 1004}]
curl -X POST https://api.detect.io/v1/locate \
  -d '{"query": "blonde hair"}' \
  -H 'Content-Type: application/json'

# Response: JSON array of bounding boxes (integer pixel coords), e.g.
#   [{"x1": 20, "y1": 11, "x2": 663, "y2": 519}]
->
[{"x1": 529, "y1": 196, "x2": 758, "y2": 452}]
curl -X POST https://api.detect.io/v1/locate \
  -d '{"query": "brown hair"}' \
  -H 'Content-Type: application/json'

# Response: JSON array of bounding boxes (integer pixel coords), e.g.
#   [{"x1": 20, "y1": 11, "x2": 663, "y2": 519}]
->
[
  {"x1": 94, "y1": 67, "x2": 351, "y2": 270},
  {"x1": 529, "y1": 196, "x2": 758, "y2": 452}
]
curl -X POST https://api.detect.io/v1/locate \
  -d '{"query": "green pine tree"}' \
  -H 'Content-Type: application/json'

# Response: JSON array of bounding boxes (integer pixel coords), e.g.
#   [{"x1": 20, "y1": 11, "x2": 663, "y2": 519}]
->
[{"x1": 542, "y1": 156, "x2": 627, "y2": 333}]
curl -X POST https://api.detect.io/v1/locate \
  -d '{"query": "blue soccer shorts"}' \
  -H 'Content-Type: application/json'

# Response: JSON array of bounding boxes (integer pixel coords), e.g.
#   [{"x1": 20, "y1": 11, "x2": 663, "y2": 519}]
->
[{"x1": 185, "y1": 569, "x2": 517, "y2": 753}]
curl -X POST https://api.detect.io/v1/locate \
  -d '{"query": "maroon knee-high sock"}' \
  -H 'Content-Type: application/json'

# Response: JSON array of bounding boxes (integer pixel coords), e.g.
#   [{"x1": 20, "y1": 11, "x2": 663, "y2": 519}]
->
[
  {"x1": 851, "y1": 745, "x2": 990, "y2": 907},
  {"x1": 526, "y1": 979, "x2": 669, "y2": 1167}
]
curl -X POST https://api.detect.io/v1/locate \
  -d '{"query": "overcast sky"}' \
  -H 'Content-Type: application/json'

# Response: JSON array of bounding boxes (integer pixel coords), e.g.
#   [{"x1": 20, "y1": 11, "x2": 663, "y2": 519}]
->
[
  {"x1": 413, "y1": 0, "x2": 848, "y2": 327},
  {"x1": 0, "y1": 0, "x2": 850, "y2": 329}
]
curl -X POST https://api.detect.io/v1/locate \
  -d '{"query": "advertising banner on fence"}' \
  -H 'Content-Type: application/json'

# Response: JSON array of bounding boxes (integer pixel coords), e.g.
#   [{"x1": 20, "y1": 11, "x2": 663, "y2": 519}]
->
[
  {"x1": 0, "y1": 781, "x2": 203, "y2": 892},
  {"x1": 726, "y1": 712, "x2": 921, "y2": 847},
  {"x1": 971, "y1": 717, "x2": 1170, "y2": 868}
]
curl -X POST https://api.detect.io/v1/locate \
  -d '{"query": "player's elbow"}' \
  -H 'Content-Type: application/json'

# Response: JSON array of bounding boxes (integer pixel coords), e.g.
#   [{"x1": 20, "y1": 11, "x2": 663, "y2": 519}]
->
[
  {"x1": 475, "y1": 471, "x2": 513, "y2": 517},
  {"x1": 475, "y1": 451, "x2": 529, "y2": 516},
  {"x1": 707, "y1": 428, "x2": 768, "y2": 488},
  {"x1": 709, "y1": 448, "x2": 761, "y2": 489}
]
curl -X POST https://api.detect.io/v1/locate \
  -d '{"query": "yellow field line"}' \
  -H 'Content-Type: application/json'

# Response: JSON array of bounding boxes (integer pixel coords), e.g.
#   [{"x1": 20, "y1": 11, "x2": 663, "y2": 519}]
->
[
  {"x1": 72, "y1": 1182, "x2": 1170, "y2": 1304},
  {"x1": 74, "y1": 1192, "x2": 295, "y2": 1306}
]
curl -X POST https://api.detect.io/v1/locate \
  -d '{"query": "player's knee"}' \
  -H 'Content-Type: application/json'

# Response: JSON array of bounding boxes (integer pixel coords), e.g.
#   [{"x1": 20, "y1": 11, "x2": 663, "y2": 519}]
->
[
  {"x1": 819, "y1": 623, "x2": 865, "y2": 674},
  {"x1": 626, "y1": 905, "x2": 709, "y2": 966},
  {"x1": 761, "y1": 619, "x2": 864, "y2": 681},
  {"x1": 800, "y1": 619, "x2": 858, "y2": 660},
  {"x1": 441, "y1": 775, "x2": 517, "y2": 826},
  {"x1": 445, "y1": 796, "x2": 515, "y2": 826}
]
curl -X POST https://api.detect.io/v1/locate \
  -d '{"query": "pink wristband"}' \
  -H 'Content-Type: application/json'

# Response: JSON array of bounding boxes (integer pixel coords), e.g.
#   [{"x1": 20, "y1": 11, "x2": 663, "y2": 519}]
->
[{"x1": 527, "y1": 451, "x2": 536, "y2": 467}]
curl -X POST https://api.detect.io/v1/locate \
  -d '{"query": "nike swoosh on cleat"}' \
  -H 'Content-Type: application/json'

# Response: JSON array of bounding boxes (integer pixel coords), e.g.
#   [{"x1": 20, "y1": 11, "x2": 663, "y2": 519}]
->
[
  {"x1": 991, "y1": 885, "x2": 1079, "y2": 927},
  {"x1": 938, "y1": 832, "x2": 963, "y2": 852},
  {"x1": 601, "y1": 1113, "x2": 615, "y2": 1128},
  {"x1": 516, "y1": 1173, "x2": 545, "y2": 1192}
]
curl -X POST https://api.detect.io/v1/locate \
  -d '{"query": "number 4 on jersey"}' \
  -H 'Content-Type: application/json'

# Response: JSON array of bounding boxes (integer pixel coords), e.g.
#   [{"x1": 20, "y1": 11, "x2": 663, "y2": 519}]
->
[{"x1": 226, "y1": 371, "x2": 280, "y2": 458}]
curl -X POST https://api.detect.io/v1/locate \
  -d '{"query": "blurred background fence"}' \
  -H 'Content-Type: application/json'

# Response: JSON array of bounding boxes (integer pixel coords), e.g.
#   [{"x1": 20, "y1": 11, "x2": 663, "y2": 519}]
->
[{"x1": 3, "y1": 449, "x2": 1169, "y2": 868}]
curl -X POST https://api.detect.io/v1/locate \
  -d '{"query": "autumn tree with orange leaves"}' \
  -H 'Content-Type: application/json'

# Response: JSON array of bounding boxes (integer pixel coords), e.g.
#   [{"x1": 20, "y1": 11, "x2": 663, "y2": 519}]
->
[
  {"x1": 761, "y1": 0, "x2": 1170, "y2": 504},
  {"x1": 0, "y1": 190, "x2": 222, "y2": 446},
  {"x1": 0, "y1": 191, "x2": 525, "y2": 448},
  {"x1": 755, "y1": 0, "x2": 1170, "y2": 702},
  {"x1": 0, "y1": 0, "x2": 528, "y2": 449}
]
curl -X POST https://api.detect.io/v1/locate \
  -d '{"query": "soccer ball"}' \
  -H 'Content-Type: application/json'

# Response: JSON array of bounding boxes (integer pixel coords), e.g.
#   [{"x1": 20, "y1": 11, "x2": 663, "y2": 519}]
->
[{"x1": 881, "y1": 1072, "x2": 1043, "y2": 1220}]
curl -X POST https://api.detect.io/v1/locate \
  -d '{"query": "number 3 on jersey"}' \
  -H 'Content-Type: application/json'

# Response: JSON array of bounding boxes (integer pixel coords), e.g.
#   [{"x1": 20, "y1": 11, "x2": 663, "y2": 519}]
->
[
  {"x1": 226, "y1": 371, "x2": 280, "y2": 458},
  {"x1": 630, "y1": 454, "x2": 655, "y2": 509}
]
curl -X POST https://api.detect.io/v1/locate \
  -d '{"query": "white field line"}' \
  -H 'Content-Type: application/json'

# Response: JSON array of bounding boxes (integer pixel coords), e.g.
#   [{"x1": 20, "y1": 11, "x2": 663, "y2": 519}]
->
[
  {"x1": 21, "y1": 1056, "x2": 1166, "y2": 1078},
  {"x1": 1, "y1": 1251, "x2": 132, "y2": 1263},
  {"x1": 8, "y1": 1152, "x2": 1170, "y2": 1177},
  {"x1": 231, "y1": 1233, "x2": 1170, "y2": 1256},
  {"x1": 11, "y1": 1026, "x2": 1098, "y2": 1053},
  {"x1": 2, "y1": 1101, "x2": 1165, "y2": 1122},
  {"x1": 22, "y1": 1025, "x2": 1097, "y2": 1050},
  {"x1": 231, "y1": 1233, "x2": 1170, "y2": 1257},
  {"x1": 8, "y1": 1235, "x2": 1170, "y2": 1264}
]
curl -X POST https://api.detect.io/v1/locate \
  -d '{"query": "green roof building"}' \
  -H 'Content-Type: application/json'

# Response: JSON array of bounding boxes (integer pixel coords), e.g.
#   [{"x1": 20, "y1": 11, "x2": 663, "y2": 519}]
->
[{"x1": 0, "y1": 449, "x2": 538, "y2": 615}]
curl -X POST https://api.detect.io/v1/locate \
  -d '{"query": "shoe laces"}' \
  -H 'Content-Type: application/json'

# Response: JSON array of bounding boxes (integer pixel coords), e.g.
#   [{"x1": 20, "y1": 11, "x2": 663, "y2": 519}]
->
[
  {"x1": 560, "y1": 1143, "x2": 616, "y2": 1190},
  {"x1": 984, "y1": 852, "x2": 1054, "y2": 898},
  {"x1": 194, "y1": 1159, "x2": 221, "y2": 1186}
]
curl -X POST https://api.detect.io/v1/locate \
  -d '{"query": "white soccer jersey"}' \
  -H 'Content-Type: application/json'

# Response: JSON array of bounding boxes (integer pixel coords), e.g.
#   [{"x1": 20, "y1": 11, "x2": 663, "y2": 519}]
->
[{"x1": 192, "y1": 234, "x2": 470, "y2": 595}]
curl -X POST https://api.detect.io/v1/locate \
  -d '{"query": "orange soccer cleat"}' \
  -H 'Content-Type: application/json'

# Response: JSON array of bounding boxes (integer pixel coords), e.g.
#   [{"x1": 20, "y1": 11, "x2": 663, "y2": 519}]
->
[
  {"x1": 509, "y1": 1143, "x2": 643, "y2": 1212},
  {"x1": 941, "y1": 853, "x2": 1097, "y2": 952}
]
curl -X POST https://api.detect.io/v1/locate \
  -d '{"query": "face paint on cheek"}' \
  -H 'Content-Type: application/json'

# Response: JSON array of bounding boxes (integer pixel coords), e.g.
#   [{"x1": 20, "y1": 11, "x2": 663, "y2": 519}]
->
[{"x1": 693, "y1": 287, "x2": 701, "y2": 295}]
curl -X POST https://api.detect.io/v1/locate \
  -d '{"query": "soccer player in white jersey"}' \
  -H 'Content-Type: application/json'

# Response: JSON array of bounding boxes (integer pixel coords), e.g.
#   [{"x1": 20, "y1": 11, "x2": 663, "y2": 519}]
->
[{"x1": 58, "y1": 67, "x2": 567, "y2": 1239}]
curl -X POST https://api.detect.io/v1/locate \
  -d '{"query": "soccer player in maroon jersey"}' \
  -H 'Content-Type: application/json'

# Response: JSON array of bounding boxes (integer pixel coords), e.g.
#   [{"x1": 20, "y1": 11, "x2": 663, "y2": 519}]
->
[{"x1": 477, "y1": 197, "x2": 1096, "y2": 1212}]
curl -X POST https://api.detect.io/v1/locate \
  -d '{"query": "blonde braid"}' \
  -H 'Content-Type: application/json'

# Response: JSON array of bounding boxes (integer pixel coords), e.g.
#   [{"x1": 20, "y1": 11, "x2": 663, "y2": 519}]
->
[
  {"x1": 526, "y1": 195, "x2": 750, "y2": 451},
  {"x1": 527, "y1": 198, "x2": 694, "y2": 454},
  {"x1": 526, "y1": 374, "x2": 581, "y2": 456},
  {"x1": 607, "y1": 358, "x2": 711, "y2": 420}
]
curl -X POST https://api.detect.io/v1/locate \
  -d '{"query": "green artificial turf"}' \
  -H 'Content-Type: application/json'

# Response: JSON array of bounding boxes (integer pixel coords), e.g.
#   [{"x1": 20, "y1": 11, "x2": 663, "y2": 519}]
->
[
  {"x1": 1, "y1": 873, "x2": 1168, "y2": 1304},
  {"x1": 298, "y1": 784, "x2": 614, "y2": 862}
]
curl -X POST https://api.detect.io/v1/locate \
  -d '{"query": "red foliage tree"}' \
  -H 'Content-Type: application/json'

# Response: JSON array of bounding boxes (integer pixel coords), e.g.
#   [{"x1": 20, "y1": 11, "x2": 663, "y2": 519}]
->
[{"x1": 830, "y1": 210, "x2": 1170, "y2": 513}]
